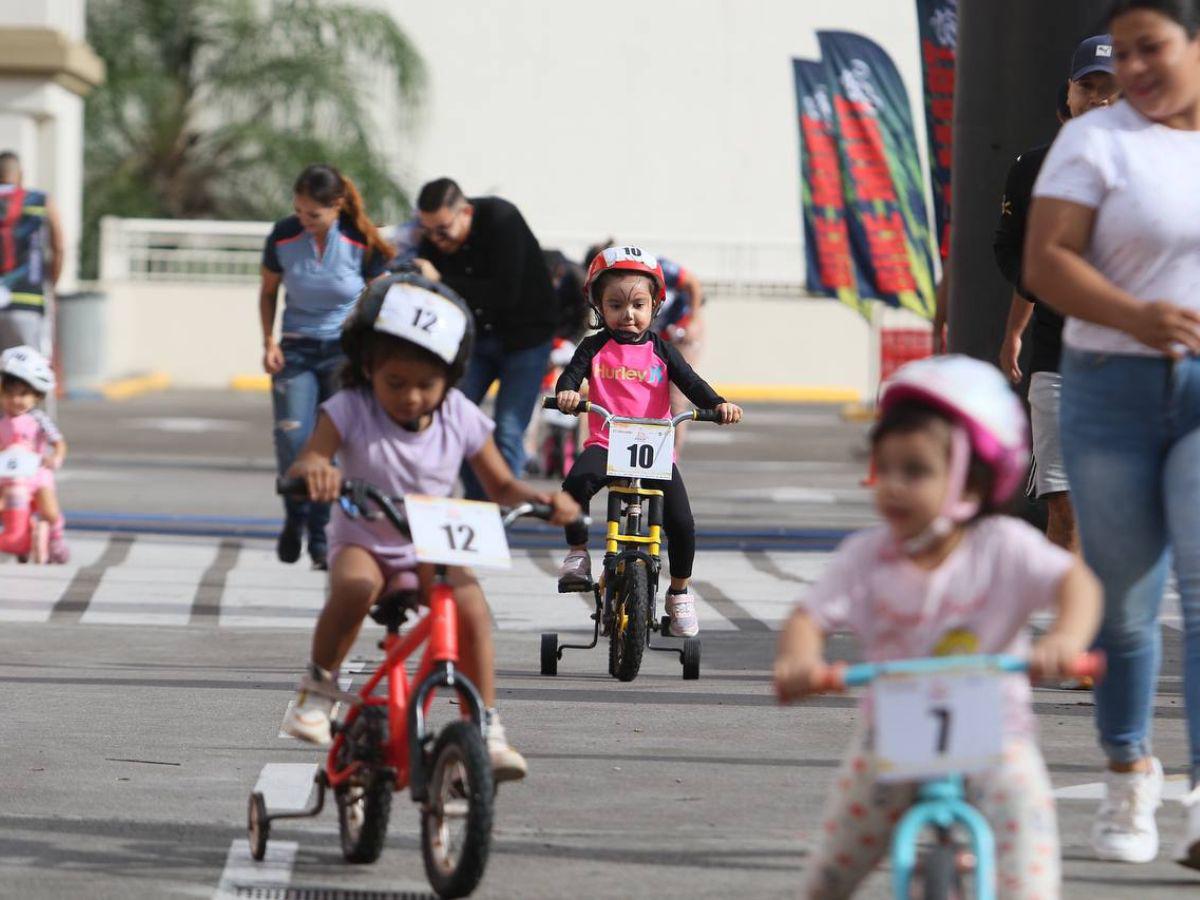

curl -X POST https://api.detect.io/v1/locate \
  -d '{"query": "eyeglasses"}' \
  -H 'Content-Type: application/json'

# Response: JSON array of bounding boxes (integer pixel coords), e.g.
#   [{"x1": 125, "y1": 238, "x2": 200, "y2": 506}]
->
[{"x1": 420, "y1": 205, "x2": 465, "y2": 240}]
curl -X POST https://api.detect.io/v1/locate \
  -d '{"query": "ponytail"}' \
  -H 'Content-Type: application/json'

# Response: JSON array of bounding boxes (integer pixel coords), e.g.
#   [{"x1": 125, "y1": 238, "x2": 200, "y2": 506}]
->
[{"x1": 293, "y1": 163, "x2": 393, "y2": 263}]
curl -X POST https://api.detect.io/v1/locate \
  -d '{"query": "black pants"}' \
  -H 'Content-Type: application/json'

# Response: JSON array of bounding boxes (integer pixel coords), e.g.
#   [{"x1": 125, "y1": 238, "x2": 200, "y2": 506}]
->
[{"x1": 561, "y1": 444, "x2": 695, "y2": 579}]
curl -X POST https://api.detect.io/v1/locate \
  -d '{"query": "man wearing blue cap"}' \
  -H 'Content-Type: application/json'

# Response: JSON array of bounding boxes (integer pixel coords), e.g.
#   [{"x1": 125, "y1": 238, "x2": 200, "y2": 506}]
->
[{"x1": 994, "y1": 35, "x2": 1118, "y2": 553}]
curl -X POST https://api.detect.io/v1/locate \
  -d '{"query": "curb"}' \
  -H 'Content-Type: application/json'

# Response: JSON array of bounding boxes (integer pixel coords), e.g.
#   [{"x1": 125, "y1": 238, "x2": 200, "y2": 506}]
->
[
  {"x1": 67, "y1": 372, "x2": 172, "y2": 401},
  {"x1": 231, "y1": 373, "x2": 271, "y2": 392}
]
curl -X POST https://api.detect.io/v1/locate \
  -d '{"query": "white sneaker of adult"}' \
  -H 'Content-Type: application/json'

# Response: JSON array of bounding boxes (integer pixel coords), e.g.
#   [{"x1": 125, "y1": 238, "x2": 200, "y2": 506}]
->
[
  {"x1": 1091, "y1": 756, "x2": 1164, "y2": 863},
  {"x1": 666, "y1": 590, "x2": 699, "y2": 637},
  {"x1": 1174, "y1": 783, "x2": 1200, "y2": 871},
  {"x1": 485, "y1": 714, "x2": 527, "y2": 783}
]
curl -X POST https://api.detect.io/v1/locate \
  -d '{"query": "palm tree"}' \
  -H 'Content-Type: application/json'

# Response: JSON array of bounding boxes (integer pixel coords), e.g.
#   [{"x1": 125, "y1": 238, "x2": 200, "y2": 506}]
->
[{"x1": 82, "y1": 0, "x2": 425, "y2": 275}]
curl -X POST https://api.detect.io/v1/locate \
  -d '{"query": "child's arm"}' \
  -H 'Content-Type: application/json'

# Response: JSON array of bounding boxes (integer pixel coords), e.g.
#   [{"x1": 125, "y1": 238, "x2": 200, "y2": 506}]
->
[
  {"x1": 467, "y1": 438, "x2": 581, "y2": 525},
  {"x1": 773, "y1": 608, "x2": 830, "y2": 701},
  {"x1": 1028, "y1": 559, "x2": 1102, "y2": 681},
  {"x1": 32, "y1": 411, "x2": 67, "y2": 469},
  {"x1": 657, "y1": 336, "x2": 742, "y2": 424},
  {"x1": 47, "y1": 437, "x2": 67, "y2": 470},
  {"x1": 286, "y1": 412, "x2": 344, "y2": 502},
  {"x1": 554, "y1": 335, "x2": 600, "y2": 413}
]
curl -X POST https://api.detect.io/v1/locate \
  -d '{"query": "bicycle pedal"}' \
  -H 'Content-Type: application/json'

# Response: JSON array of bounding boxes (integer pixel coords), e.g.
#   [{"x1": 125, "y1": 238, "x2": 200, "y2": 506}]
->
[{"x1": 558, "y1": 579, "x2": 594, "y2": 594}]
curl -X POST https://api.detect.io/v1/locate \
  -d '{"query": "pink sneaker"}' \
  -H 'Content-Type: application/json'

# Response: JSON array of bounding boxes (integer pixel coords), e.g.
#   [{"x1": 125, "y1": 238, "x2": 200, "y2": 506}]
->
[
  {"x1": 48, "y1": 534, "x2": 70, "y2": 564},
  {"x1": 666, "y1": 590, "x2": 699, "y2": 637}
]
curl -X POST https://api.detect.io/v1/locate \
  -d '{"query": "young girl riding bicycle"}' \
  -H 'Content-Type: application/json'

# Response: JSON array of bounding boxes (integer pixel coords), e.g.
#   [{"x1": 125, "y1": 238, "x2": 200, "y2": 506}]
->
[
  {"x1": 554, "y1": 246, "x2": 741, "y2": 637},
  {"x1": 282, "y1": 272, "x2": 579, "y2": 782},
  {"x1": 774, "y1": 355, "x2": 1102, "y2": 898}
]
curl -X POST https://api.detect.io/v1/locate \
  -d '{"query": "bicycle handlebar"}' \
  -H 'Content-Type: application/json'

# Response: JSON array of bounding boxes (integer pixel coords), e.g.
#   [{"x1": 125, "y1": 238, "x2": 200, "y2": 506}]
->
[
  {"x1": 275, "y1": 477, "x2": 586, "y2": 533},
  {"x1": 541, "y1": 396, "x2": 719, "y2": 427},
  {"x1": 808, "y1": 650, "x2": 1106, "y2": 694}
]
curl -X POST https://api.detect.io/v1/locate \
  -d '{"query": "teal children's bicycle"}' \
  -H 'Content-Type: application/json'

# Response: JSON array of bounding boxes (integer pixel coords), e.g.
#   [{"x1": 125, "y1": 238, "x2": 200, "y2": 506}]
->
[{"x1": 807, "y1": 651, "x2": 1104, "y2": 900}]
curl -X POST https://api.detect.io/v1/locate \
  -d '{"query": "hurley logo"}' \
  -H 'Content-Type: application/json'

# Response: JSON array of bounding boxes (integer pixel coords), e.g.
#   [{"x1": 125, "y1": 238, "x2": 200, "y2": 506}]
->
[{"x1": 596, "y1": 362, "x2": 664, "y2": 385}]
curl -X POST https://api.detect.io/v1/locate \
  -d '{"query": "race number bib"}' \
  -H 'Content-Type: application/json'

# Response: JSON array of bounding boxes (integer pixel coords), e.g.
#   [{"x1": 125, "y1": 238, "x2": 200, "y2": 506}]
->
[
  {"x1": 606, "y1": 421, "x2": 674, "y2": 480},
  {"x1": 0, "y1": 448, "x2": 39, "y2": 479},
  {"x1": 872, "y1": 671, "x2": 1005, "y2": 782},
  {"x1": 404, "y1": 495, "x2": 511, "y2": 569}
]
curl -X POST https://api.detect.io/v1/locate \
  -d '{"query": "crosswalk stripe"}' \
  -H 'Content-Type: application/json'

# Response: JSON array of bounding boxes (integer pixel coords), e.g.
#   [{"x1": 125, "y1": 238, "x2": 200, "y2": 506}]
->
[{"x1": 48, "y1": 534, "x2": 136, "y2": 622}]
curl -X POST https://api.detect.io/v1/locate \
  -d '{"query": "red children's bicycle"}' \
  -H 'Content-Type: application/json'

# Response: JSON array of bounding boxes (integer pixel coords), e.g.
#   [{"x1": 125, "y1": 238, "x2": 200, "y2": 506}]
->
[{"x1": 248, "y1": 478, "x2": 569, "y2": 899}]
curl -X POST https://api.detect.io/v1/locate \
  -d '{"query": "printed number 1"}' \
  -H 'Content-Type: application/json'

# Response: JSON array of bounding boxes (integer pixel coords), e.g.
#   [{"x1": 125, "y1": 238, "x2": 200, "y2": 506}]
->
[
  {"x1": 627, "y1": 443, "x2": 654, "y2": 468},
  {"x1": 441, "y1": 524, "x2": 477, "y2": 552},
  {"x1": 929, "y1": 706, "x2": 951, "y2": 754}
]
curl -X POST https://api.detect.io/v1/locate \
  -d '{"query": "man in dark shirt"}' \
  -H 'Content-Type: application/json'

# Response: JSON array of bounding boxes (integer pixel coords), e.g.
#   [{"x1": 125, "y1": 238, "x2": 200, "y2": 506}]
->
[
  {"x1": 413, "y1": 178, "x2": 557, "y2": 498},
  {"x1": 994, "y1": 35, "x2": 1117, "y2": 551}
]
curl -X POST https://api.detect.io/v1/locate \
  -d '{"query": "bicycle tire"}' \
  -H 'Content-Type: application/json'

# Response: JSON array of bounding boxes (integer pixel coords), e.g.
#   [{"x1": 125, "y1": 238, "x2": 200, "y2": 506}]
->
[
  {"x1": 335, "y1": 706, "x2": 392, "y2": 864},
  {"x1": 920, "y1": 841, "x2": 965, "y2": 900},
  {"x1": 420, "y1": 720, "x2": 494, "y2": 898},
  {"x1": 610, "y1": 559, "x2": 649, "y2": 682}
]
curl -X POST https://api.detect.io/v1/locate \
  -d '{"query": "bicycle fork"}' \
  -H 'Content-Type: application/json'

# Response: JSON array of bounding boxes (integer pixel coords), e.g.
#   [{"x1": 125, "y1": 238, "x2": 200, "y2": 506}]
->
[{"x1": 890, "y1": 776, "x2": 996, "y2": 900}]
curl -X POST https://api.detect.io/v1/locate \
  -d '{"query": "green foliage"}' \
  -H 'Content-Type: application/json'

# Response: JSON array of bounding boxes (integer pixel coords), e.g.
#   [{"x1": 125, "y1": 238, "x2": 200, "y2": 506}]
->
[{"x1": 82, "y1": 0, "x2": 425, "y2": 276}]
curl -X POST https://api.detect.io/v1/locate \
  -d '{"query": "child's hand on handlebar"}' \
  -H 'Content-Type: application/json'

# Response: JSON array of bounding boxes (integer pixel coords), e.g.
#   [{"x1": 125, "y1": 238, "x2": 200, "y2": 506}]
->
[
  {"x1": 1028, "y1": 631, "x2": 1090, "y2": 682},
  {"x1": 545, "y1": 490, "x2": 582, "y2": 527},
  {"x1": 289, "y1": 460, "x2": 343, "y2": 503},
  {"x1": 556, "y1": 390, "x2": 583, "y2": 414},
  {"x1": 715, "y1": 402, "x2": 743, "y2": 425},
  {"x1": 773, "y1": 654, "x2": 835, "y2": 702}
]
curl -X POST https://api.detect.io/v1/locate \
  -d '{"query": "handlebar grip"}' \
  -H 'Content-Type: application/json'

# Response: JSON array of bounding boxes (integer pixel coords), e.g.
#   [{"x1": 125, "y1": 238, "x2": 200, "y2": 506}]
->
[
  {"x1": 1065, "y1": 650, "x2": 1106, "y2": 682},
  {"x1": 813, "y1": 662, "x2": 847, "y2": 694},
  {"x1": 693, "y1": 408, "x2": 721, "y2": 423},
  {"x1": 542, "y1": 396, "x2": 588, "y2": 415},
  {"x1": 276, "y1": 476, "x2": 309, "y2": 498}
]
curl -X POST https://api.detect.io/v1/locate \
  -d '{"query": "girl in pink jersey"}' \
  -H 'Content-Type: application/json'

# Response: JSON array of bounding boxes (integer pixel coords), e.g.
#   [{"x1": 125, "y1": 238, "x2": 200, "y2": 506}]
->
[
  {"x1": 0, "y1": 345, "x2": 68, "y2": 562},
  {"x1": 554, "y1": 246, "x2": 742, "y2": 637},
  {"x1": 774, "y1": 355, "x2": 1102, "y2": 899},
  {"x1": 281, "y1": 273, "x2": 579, "y2": 782}
]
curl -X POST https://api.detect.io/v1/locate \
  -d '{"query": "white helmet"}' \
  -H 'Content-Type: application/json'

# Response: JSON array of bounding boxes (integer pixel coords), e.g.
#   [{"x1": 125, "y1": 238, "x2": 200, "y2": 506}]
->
[{"x1": 1, "y1": 345, "x2": 55, "y2": 394}]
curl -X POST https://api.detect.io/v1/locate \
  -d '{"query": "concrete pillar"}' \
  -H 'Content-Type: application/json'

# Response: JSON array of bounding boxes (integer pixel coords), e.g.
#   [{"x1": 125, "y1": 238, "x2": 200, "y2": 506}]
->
[{"x1": 948, "y1": 0, "x2": 1110, "y2": 361}]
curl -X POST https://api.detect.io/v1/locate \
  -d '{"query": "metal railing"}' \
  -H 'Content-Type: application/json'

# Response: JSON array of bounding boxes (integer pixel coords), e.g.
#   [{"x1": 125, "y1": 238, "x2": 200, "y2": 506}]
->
[{"x1": 97, "y1": 216, "x2": 812, "y2": 297}]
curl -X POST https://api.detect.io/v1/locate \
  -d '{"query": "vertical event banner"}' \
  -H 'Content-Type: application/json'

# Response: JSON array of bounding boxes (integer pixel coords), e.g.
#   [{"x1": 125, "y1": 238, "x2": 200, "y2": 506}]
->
[
  {"x1": 916, "y1": 0, "x2": 957, "y2": 260},
  {"x1": 792, "y1": 59, "x2": 870, "y2": 316},
  {"x1": 817, "y1": 30, "x2": 937, "y2": 319}
]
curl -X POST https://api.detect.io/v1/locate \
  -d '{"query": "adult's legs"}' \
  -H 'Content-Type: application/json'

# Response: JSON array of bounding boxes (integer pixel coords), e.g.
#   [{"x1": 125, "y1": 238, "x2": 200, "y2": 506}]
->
[
  {"x1": 304, "y1": 345, "x2": 346, "y2": 557},
  {"x1": 458, "y1": 336, "x2": 503, "y2": 500},
  {"x1": 271, "y1": 344, "x2": 321, "y2": 527},
  {"x1": 0, "y1": 309, "x2": 44, "y2": 353}
]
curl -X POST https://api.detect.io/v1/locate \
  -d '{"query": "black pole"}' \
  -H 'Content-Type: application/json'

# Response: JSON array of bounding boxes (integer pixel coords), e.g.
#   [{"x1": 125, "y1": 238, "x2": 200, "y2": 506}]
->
[{"x1": 948, "y1": 0, "x2": 1111, "y2": 361}]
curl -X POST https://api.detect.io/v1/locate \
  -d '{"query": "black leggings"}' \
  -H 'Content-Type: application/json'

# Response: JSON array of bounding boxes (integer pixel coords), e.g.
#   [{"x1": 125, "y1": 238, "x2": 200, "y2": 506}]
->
[{"x1": 561, "y1": 444, "x2": 695, "y2": 579}]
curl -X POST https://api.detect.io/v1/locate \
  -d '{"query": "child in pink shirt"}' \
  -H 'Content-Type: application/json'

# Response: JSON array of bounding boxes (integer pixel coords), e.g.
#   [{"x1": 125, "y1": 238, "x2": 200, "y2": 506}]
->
[
  {"x1": 0, "y1": 345, "x2": 67, "y2": 562},
  {"x1": 774, "y1": 355, "x2": 1101, "y2": 899}
]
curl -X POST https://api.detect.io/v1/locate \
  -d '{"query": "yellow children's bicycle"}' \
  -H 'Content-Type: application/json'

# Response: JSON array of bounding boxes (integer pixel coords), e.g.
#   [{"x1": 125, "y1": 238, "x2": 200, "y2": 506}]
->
[{"x1": 537, "y1": 398, "x2": 720, "y2": 682}]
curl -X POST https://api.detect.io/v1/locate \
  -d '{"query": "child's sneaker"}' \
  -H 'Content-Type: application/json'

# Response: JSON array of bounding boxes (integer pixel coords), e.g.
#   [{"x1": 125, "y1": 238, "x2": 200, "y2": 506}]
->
[
  {"x1": 282, "y1": 665, "x2": 337, "y2": 746},
  {"x1": 666, "y1": 589, "x2": 699, "y2": 637},
  {"x1": 485, "y1": 711, "x2": 527, "y2": 783},
  {"x1": 557, "y1": 549, "x2": 592, "y2": 590},
  {"x1": 48, "y1": 534, "x2": 70, "y2": 564}
]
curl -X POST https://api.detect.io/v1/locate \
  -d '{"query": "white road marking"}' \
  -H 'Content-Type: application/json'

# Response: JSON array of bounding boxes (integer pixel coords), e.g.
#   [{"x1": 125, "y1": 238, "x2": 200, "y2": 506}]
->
[
  {"x1": 253, "y1": 763, "x2": 322, "y2": 812},
  {"x1": 129, "y1": 416, "x2": 248, "y2": 434},
  {"x1": 1054, "y1": 773, "x2": 1191, "y2": 802},
  {"x1": 212, "y1": 838, "x2": 297, "y2": 900},
  {"x1": 82, "y1": 540, "x2": 219, "y2": 626}
]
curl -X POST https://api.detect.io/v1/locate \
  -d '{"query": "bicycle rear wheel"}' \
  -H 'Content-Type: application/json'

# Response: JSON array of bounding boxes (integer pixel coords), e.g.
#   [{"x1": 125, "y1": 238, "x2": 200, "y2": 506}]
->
[
  {"x1": 335, "y1": 706, "x2": 392, "y2": 864},
  {"x1": 420, "y1": 720, "x2": 494, "y2": 898},
  {"x1": 609, "y1": 559, "x2": 649, "y2": 682}
]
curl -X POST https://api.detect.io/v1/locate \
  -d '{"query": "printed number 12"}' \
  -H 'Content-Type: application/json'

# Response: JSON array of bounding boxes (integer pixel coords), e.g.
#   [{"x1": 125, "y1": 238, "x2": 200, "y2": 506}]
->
[
  {"x1": 441, "y1": 524, "x2": 476, "y2": 552},
  {"x1": 627, "y1": 444, "x2": 654, "y2": 468}
]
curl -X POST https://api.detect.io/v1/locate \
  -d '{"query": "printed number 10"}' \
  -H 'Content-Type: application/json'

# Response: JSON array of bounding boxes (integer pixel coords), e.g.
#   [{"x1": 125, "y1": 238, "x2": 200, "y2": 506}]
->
[{"x1": 627, "y1": 443, "x2": 654, "y2": 468}]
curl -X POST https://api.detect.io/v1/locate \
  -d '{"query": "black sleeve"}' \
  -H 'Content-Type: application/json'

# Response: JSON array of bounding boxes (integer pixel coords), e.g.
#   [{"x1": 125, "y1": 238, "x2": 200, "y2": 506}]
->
[
  {"x1": 555, "y1": 333, "x2": 605, "y2": 393},
  {"x1": 993, "y1": 156, "x2": 1034, "y2": 300},
  {"x1": 656, "y1": 335, "x2": 725, "y2": 409},
  {"x1": 262, "y1": 222, "x2": 284, "y2": 273},
  {"x1": 439, "y1": 202, "x2": 529, "y2": 314},
  {"x1": 362, "y1": 248, "x2": 387, "y2": 281}
]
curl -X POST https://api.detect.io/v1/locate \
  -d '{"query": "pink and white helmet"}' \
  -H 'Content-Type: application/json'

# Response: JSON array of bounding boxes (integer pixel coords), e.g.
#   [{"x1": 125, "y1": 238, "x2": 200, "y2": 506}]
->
[{"x1": 879, "y1": 354, "x2": 1029, "y2": 506}]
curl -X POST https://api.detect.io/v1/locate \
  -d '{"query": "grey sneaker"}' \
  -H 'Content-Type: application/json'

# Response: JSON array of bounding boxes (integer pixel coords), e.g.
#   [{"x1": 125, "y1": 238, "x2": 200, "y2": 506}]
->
[{"x1": 557, "y1": 549, "x2": 592, "y2": 590}]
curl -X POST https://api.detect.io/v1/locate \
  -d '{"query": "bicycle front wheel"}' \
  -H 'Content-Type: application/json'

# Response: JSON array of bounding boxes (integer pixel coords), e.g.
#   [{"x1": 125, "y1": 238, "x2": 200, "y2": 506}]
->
[
  {"x1": 420, "y1": 720, "x2": 494, "y2": 898},
  {"x1": 609, "y1": 559, "x2": 650, "y2": 682}
]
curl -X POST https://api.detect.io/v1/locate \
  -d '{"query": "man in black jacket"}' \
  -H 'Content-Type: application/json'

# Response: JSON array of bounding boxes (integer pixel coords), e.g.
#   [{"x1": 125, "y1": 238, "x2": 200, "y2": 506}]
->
[
  {"x1": 413, "y1": 178, "x2": 557, "y2": 497},
  {"x1": 993, "y1": 35, "x2": 1117, "y2": 551}
]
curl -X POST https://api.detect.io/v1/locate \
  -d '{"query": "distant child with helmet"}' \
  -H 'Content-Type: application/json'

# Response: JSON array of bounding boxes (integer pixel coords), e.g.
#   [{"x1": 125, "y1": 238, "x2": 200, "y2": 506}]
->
[
  {"x1": 0, "y1": 345, "x2": 68, "y2": 562},
  {"x1": 774, "y1": 355, "x2": 1102, "y2": 898},
  {"x1": 281, "y1": 272, "x2": 580, "y2": 782},
  {"x1": 554, "y1": 245, "x2": 742, "y2": 637}
]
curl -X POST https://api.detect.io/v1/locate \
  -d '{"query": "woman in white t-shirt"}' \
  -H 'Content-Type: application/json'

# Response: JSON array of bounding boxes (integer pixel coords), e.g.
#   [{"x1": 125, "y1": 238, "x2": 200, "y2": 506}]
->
[{"x1": 1025, "y1": 0, "x2": 1200, "y2": 870}]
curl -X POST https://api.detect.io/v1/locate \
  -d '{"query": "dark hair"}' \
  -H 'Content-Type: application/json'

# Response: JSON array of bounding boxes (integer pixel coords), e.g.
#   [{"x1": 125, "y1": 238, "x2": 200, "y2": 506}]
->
[
  {"x1": 1, "y1": 372, "x2": 41, "y2": 397},
  {"x1": 339, "y1": 329, "x2": 449, "y2": 391},
  {"x1": 1107, "y1": 0, "x2": 1200, "y2": 35},
  {"x1": 870, "y1": 401, "x2": 998, "y2": 516},
  {"x1": 293, "y1": 164, "x2": 392, "y2": 260},
  {"x1": 416, "y1": 177, "x2": 464, "y2": 213},
  {"x1": 1057, "y1": 80, "x2": 1072, "y2": 119}
]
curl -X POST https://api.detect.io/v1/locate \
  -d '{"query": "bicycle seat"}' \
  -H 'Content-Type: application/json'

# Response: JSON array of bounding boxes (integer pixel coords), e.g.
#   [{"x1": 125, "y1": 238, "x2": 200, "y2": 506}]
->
[{"x1": 369, "y1": 570, "x2": 421, "y2": 629}]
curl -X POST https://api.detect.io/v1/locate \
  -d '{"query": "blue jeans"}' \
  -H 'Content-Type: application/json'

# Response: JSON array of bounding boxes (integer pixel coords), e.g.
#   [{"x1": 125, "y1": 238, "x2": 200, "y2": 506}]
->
[
  {"x1": 1060, "y1": 349, "x2": 1200, "y2": 783},
  {"x1": 271, "y1": 337, "x2": 345, "y2": 545},
  {"x1": 457, "y1": 335, "x2": 552, "y2": 500}
]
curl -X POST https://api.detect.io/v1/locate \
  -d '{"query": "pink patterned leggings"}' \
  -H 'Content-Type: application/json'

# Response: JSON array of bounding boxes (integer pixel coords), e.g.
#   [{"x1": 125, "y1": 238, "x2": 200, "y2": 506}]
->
[{"x1": 803, "y1": 734, "x2": 1061, "y2": 899}]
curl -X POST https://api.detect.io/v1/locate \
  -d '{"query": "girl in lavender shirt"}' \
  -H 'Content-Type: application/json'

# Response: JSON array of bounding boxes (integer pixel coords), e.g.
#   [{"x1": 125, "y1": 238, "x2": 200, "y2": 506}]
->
[
  {"x1": 775, "y1": 356, "x2": 1101, "y2": 899},
  {"x1": 280, "y1": 273, "x2": 579, "y2": 783}
]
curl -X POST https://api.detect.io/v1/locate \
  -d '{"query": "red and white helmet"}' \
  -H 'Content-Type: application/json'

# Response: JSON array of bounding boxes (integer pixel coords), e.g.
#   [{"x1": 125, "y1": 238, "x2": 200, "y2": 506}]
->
[
  {"x1": 583, "y1": 245, "x2": 667, "y2": 306},
  {"x1": 880, "y1": 354, "x2": 1029, "y2": 507}
]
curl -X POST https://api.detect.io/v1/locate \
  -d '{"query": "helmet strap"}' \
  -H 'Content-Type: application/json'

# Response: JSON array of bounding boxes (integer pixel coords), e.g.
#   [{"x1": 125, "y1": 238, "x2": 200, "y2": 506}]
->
[{"x1": 900, "y1": 425, "x2": 980, "y2": 556}]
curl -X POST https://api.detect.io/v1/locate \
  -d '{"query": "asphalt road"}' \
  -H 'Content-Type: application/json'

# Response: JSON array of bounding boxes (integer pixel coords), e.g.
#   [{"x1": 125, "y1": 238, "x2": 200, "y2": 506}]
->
[{"x1": 0, "y1": 390, "x2": 1195, "y2": 899}]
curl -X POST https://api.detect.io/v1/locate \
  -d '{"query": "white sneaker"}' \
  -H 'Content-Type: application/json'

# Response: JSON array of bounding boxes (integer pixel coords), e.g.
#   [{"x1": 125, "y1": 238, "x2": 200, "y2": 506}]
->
[
  {"x1": 666, "y1": 590, "x2": 699, "y2": 637},
  {"x1": 1174, "y1": 783, "x2": 1200, "y2": 870},
  {"x1": 281, "y1": 666, "x2": 336, "y2": 746},
  {"x1": 485, "y1": 713, "x2": 527, "y2": 783},
  {"x1": 1091, "y1": 757, "x2": 1163, "y2": 863}
]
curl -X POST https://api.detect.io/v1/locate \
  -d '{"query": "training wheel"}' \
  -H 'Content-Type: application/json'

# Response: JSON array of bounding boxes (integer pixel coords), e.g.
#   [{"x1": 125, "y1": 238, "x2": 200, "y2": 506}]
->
[
  {"x1": 540, "y1": 632, "x2": 559, "y2": 676},
  {"x1": 682, "y1": 638, "x2": 701, "y2": 680},
  {"x1": 247, "y1": 791, "x2": 269, "y2": 860}
]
